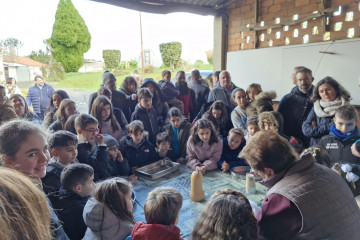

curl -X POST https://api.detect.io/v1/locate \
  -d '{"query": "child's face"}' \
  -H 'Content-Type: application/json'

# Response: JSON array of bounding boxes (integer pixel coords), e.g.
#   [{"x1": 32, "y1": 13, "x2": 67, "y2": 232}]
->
[
  {"x1": 197, "y1": 128, "x2": 211, "y2": 144},
  {"x1": 52, "y1": 93, "x2": 63, "y2": 109},
  {"x1": 263, "y1": 120, "x2": 276, "y2": 132},
  {"x1": 127, "y1": 82, "x2": 136, "y2": 94},
  {"x1": 144, "y1": 83, "x2": 155, "y2": 94},
  {"x1": 227, "y1": 133, "x2": 243, "y2": 150},
  {"x1": 248, "y1": 88, "x2": 260, "y2": 100},
  {"x1": 78, "y1": 124, "x2": 99, "y2": 143},
  {"x1": 64, "y1": 103, "x2": 76, "y2": 119},
  {"x1": 101, "y1": 104, "x2": 111, "y2": 121},
  {"x1": 125, "y1": 189, "x2": 134, "y2": 212},
  {"x1": 247, "y1": 124, "x2": 259, "y2": 136},
  {"x1": 107, "y1": 146, "x2": 119, "y2": 159},
  {"x1": 157, "y1": 141, "x2": 170, "y2": 153},
  {"x1": 53, "y1": 144, "x2": 78, "y2": 165},
  {"x1": 130, "y1": 131, "x2": 144, "y2": 146},
  {"x1": 11, "y1": 96, "x2": 25, "y2": 116},
  {"x1": 334, "y1": 117, "x2": 357, "y2": 134},
  {"x1": 234, "y1": 90, "x2": 247, "y2": 108},
  {"x1": 170, "y1": 116, "x2": 182, "y2": 128},
  {"x1": 212, "y1": 109, "x2": 222, "y2": 120},
  {"x1": 6, "y1": 132, "x2": 50, "y2": 179},
  {"x1": 0, "y1": 90, "x2": 7, "y2": 105},
  {"x1": 139, "y1": 97, "x2": 152, "y2": 110},
  {"x1": 77, "y1": 175, "x2": 95, "y2": 197},
  {"x1": 164, "y1": 73, "x2": 171, "y2": 82}
]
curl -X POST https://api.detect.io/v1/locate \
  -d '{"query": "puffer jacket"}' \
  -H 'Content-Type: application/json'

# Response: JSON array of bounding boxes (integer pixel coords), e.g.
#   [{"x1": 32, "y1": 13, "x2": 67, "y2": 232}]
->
[
  {"x1": 246, "y1": 91, "x2": 276, "y2": 117},
  {"x1": 26, "y1": 83, "x2": 54, "y2": 114}
]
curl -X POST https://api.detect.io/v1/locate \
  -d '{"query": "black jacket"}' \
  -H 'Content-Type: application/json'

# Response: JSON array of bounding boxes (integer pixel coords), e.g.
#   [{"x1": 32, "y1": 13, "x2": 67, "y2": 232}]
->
[
  {"x1": 188, "y1": 79, "x2": 210, "y2": 118},
  {"x1": 113, "y1": 107, "x2": 128, "y2": 133},
  {"x1": 131, "y1": 103, "x2": 158, "y2": 144},
  {"x1": 77, "y1": 143, "x2": 108, "y2": 181}
]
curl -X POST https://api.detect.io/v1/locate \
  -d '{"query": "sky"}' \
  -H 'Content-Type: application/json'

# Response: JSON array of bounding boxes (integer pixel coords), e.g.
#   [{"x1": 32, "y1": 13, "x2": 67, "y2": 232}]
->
[{"x1": 0, "y1": 0, "x2": 214, "y2": 64}]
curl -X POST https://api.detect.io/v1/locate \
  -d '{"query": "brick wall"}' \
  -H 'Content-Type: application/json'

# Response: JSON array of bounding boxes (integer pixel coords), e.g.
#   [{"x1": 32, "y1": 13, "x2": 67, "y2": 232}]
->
[{"x1": 227, "y1": 0, "x2": 360, "y2": 51}]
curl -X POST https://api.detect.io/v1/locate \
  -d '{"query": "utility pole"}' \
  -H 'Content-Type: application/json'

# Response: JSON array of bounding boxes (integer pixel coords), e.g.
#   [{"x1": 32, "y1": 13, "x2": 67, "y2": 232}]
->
[{"x1": 140, "y1": 12, "x2": 145, "y2": 76}]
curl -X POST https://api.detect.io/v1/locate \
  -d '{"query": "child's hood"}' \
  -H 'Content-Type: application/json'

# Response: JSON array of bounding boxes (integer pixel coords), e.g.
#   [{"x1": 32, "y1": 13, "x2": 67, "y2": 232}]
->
[
  {"x1": 254, "y1": 90, "x2": 277, "y2": 101},
  {"x1": 141, "y1": 78, "x2": 165, "y2": 101},
  {"x1": 131, "y1": 222, "x2": 182, "y2": 240}
]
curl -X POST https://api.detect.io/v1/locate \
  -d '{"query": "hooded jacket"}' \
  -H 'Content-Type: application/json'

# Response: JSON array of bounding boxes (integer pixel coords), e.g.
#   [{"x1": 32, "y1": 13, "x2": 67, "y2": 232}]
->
[
  {"x1": 42, "y1": 157, "x2": 65, "y2": 196},
  {"x1": 188, "y1": 79, "x2": 210, "y2": 119},
  {"x1": 131, "y1": 222, "x2": 183, "y2": 240},
  {"x1": 246, "y1": 91, "x2": 276, "y2": 117},
  {"x1": 158, "y1": 79, "x2": 179, "y2": 102},
  {"x1": 163, "y1": 119, "x2": 192, "y2": 158},
  {"x1": 131, "y1": 103, "x2": 158, "y2": 144},
  {"x1": 83, "y1": 197, "x2": 134, "y2": 240}
]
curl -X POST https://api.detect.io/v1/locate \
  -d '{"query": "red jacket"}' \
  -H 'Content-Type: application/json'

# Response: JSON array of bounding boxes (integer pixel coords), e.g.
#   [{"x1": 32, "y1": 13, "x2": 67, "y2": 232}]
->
[{"x1": 131, "y1": 222, "x2": 183, "y2": 240}]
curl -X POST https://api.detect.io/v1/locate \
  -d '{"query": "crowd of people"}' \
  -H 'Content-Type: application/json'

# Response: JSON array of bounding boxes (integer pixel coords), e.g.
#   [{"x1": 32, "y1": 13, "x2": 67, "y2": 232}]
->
[{"x1": 0, "y1": 67, "x2": 360, "y2": 240}]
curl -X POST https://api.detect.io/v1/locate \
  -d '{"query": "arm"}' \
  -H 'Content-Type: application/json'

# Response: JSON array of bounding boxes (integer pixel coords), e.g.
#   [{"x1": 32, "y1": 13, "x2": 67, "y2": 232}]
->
[
  {"x1": 26, "y1": 88, "x2": 33, "y2": 107},
  {"x1": 42, "y1": 111, "x2": 54, "y2": 129},
  {"x1": 186, "y1": 140, "x2": 202, "y2": 170},
  {"x1": 302, "y1": 107, "x2": 330, "y2": 138},
  {"x1": 202, "y1": 139, "x2": 223, "y2": 170}
]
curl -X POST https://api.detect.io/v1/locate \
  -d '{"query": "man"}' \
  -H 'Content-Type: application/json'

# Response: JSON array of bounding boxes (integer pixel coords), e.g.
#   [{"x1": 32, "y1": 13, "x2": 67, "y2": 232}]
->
[
  {"x1": 291, "y1": 65, "x2": 305, "y2": 85},
  {"x1": 207, "y1": 70, "x2": 236, "y2": 109},
  {"x1": 188, "y1": 69, "x2": 210, "y2": 119},
  {"x1": 240, "y1": 131, "x2": 360, "y2": 240},
  {"x1": 278, "y1": 67, "x2": 314, "y2": 147},
  {"x1": 26, "y1": 75, "x2": 54, "y2": 120},
  {"x1": 213, "y1": 70, "x2": 221, "y2": 86}
]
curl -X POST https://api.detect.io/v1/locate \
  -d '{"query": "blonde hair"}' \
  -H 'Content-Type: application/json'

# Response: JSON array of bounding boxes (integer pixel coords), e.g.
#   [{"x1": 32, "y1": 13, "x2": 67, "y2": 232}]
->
[
  {"x1": 258, "y1": 112, "x2": 279, "y2": 132},
  {"x1": 55, "y1": 99, "x2": 76, "y2": 124},
  {"x1": 0, "y1": 167, "x2": 51, "y2": 240}
]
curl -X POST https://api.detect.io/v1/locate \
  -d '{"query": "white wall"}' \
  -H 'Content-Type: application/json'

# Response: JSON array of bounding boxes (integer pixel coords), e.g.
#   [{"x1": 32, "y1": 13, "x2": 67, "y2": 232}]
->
[{"x1": 227, "y1": 39, "x2": 360, "y2": 104}]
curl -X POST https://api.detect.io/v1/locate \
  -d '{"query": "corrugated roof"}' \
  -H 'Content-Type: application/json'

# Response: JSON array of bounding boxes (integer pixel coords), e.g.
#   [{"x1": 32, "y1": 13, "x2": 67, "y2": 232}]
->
[{"x1": 3, "y1": 56, "x2": 48, "y2": 67}]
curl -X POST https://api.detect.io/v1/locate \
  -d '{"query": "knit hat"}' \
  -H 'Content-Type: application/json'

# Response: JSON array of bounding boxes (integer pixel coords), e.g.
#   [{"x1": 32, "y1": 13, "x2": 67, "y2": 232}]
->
[
  {"x1": 356, "y1": 139, "x2": 360, "y2": 153},
  {"x1": 103, "y1": 134, "x2": 119, "y2": 148},
  {"x1": 102, "y1": 70, "x2": 116, "y2": 86}
]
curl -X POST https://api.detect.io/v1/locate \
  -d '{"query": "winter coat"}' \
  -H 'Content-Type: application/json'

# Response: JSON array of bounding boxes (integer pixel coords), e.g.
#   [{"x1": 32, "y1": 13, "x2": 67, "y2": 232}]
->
[
  {"x1": 77, "y1": 143, "x2": 108, "y2": 181},
  {"x1": 164, "y1": 119, "x2": 192, "y2": 159},
  {"x1": 48, "y1": 118, "x2": 65, "y2": 133},
  {"x1": 42, "y1": 109, "x2": 57, "y2": 129},
  {"x1": 119, "y1": 136, "x2": 157, "y2": 169},
  {"x1": 26, "y1": 83, "x2": 54, "y2": 115},
  {"x1": 131, "y1": 222, "x2": 183, "y2": 240},
  {"x1": 103, "y1": 156, "x2": 131, "y2": 177},
  {"x1": 207, "y1": 85, "x2": 236, "y2": 110},
  {"x1": 113, "y1": 107, "x2": 129, "y2": 133},
  {"x1": 218, "y1": 138, "x2": 247, "y2": 170},
  {"x1": 100, "y1": 118, "x2": 124, "y2": 141},
  {"x1": 246, "y1": 91, "x2": 276, "y2": 117},
  {"x1": 176, "y1": 82, "x2": 196, "y2": 121},
  {"x1": 120, "y1": 87, "x2": 137, "y2": 114},
  {"x1": 188, "y1": 79, "x2": 210, "y2": 118},
  {"x1": 131, "y1": 104, "x2": 158, "y2": 144},
  {"x1": 5, "y1": 85, "x2": 21, "y2": 98},
  {"x1": 23, "y1": 112, "x2": 41, "y2": 124},
  {"x1": 0, "y1": 101, "x2": 17, "y2": 125},
  {"x1": 186, "y1": 136, "x2": 223, "y2": 171},
  {"x1": 83, "y1": 197, "x2": 134, "y2": 240},
  {"x1": 278, "y1": 86, "x2": 313, "y2": 147},
  {"x1": 53, "y1": 188, "x2": 89, "y2": 240},
  {"x1": 231, "y1": 106, "x2": 247, "y2": 135},
  {"x1": 46, "y1": 196, "x2": 70, "y2": 240},
  {"x1": 42, "y1": 157, "x2": 65, "y2": 196},
  {"x1": 202, "y1": 112, "x2": 233, "y2": 139},
  {"x1": 158, "y1": 80, "x2": 179, "y2": 102}
]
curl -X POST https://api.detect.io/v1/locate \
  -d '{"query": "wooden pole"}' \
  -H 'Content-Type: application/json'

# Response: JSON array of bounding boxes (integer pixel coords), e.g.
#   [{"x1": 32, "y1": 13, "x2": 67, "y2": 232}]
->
[{"x1": 140, "y1": 12, "x2": 145, "y2": 76}]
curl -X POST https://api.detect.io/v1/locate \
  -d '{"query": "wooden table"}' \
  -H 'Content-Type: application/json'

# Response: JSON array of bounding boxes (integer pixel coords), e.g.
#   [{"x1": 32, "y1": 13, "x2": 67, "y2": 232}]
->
[{"x1": 132, "y1": 165, "x2": 267, "y2": 239}]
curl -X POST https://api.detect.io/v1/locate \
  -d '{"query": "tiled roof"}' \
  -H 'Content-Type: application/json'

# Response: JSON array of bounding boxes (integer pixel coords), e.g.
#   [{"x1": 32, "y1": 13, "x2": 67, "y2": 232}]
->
[{"x1": 3, "y1": 55, "x2": 48, "y2": 67}]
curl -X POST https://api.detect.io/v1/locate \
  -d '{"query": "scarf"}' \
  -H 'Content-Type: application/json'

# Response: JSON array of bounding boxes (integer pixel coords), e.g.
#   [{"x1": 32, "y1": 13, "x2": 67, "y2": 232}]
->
[
  {"x1": 330, "y1": 124, "x2": 356, "y2": 140},
  {"x1": 313, "y1": 97, "x2": 348, "y2": 118}
]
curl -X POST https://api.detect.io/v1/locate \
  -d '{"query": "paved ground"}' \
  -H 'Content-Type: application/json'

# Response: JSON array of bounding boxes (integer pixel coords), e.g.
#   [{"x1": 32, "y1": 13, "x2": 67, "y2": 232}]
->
[{"x1": 57, "y1": 88, "x2": 94, "y2": 114}]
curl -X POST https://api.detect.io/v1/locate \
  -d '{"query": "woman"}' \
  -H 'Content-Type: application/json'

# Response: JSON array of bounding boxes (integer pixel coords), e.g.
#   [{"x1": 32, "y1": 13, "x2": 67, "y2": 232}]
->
[
  {"x1": 10, "y1": 94, "x2": 41, "y2": 123},
  {"x1": 302, "y1": 76, "x2": 351, "y2": 146},
  {"x1": 42, "y1": 90, "x2": 70, "y2": 129}
]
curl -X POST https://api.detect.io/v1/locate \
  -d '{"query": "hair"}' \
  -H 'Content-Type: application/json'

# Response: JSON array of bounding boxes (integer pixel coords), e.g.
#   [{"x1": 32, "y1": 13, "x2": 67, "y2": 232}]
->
[
  {"x1": 49, "y1": 90, "x2": 70, "y2": 111},
  {"x1": 301, "y1": 146, "x2": 331, "y2": 167},
  {"x1": 0, "y1": 167, "x2": 51, "y2": 240},
  {"x1": 296, "y1": 67, "x2": 313, "y2": 78},
  {"x1": 258, "y1": 112, "x2": 279, "y2": 132},
  {"x1": 240, "y1": 131, "x2": 296, "y2": 173},
  {"x1": 214, "y1": 71, "x2": 221, "y2": 79},
  {"x1": 48, "y1": 130, "x2": 78, "y2": 150},
  {"x1": 127, "y1": 120, "x2": 144, "y2": 134},
  {"x1": 334, "y1": 105, "x2": 358, "y2": 121},
  {"x1": 204, "y1": 100, "x2": 229, "y2": 130},
  {"x1": 176, "y1": 70, "x2": 185, "y2": 78},
  {"x1": 91, "y1": 96, "x2": 120, "y2": 132},
  {"x1": 246, "y1": 83, "x2": 262, "y2": 99},
  {"x1": 246, "y1": 115, "x2": 259, "y2": 127},
  {"x1": 0, "y1": 120, "x2": 47, "y2": 159},
  {"x1": 9, "y1": 94, "x2": 32, "y2": 116},
  {"x1": 97, "y1": 86, "x2": 112, "y2": 99},
  {"x1": 191, "y1": 69, "x2": 200, "y2": 81},
  {"x1": 144, "y1": 187, "x2": 183, "y2": 225},
  {"x1": 122, "y1": 76, "x2": 138, "y2": 94},
  {"x1": 93, "y1": 177, "x2": 135, "y2": 224},
  {"x1": 6, "y1": 77, "x2": 15, "y2": 84},
  {"x1": 310, "y1": 76, "x2": 351, "y2": 102},
  {"x1": 162, "y1": 69, "x2": 171, "y2": 78},
  {"x1": 190, "y1": 119, "x2": 219, "y2": 145},
  {"x1": 156, "y1": 132, "x2": 171, "y2": 145},
  {"x1": 229, "y1": 128, "x2": 244, "y2": 138},
  {"x1": 205, "y1": 73, "x2": 214, "y2": 89},
  {"x1": 137, "y1": 87, "x2": 153, "y2": 99},
  {"x1": 75, "y1": 114, "x2": 98, "y2": 130},
  {"x1": 192, "y1": 189, "x2": 257, "y2": 240},
  {"x1": 55, "y1": 99, "x2": 76, "y2": 122},
  {"x1": 0, "y1": 85, "x2": 6, "y2": 95},
  {"x1": 61, "y1": 163, "x2": 94, "y2": 192},
  {"x1": 64, "y1": 114, "x2": 80, "y2": 134},
  {"x1": 34, "y1": 75, "x2": 43, "y2": 81},
  {"x1": 168, "y1": 107, "x2": 182, "y2": 118},
  {"x1": 231, "y1": 87, "x2": 246, "y2": 99}
]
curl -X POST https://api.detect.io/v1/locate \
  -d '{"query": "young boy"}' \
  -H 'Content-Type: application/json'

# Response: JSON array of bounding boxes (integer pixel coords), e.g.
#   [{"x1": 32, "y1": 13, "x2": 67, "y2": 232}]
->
[
  {"x1": 219, "y1": 128, "x2": 248, "y2": 173},
  {"x1": 103, "y1": 134, "x2": 131, "y2": 176},
  {"x1": 119, "y1": 120, "x2": 157, "y2": 173},
  {"x1": 131, "y1": 187, "x2": 183, "y2": 240},
  {"x1": 131, "y1": 88, "x2": 158, "y2": 143},
  {"x1": 42, "y1": 130, "x2": 78, "y2": 197},
  {"x1": 53, "y1": 163, "x2": 95, "y2": 240},
  {"x1": 158, "y1": 70, "x2": 184, "y2": 113},
  {"x1": 75, "y1": 113, "x2": 108, "y2": 181},
  {"x1": 155, "y1": 132, "x2": 177, "y2": 161},
  {"x1": 245, "y1": 115, "x2": 260, "y2": 142}
]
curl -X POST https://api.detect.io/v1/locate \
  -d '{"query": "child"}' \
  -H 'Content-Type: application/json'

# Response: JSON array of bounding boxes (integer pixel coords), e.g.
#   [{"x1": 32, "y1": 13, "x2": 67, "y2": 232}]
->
[
  {"x1": 245, "y1": 83, "x2": 276, "y2": 117},
  {"x1": 258, "y1": 111, "x2": 289, "y2": 140},
  {"x1": 186, "y1": 119, "x2": 223, "y2": 174},
  {"x1": 43, "y1": 90, "x2": 70, "y2": 129},
  {"x1": 53, "y1": 163, "x2": 94, "y2": 240},
  {"x1": 351, "y1": 139, "x2": 360, "y2": 157},
  {"x1": 75, "y1": 114, "x2": 108, "y2": 181},
  {"x1": 5, "y1": 77, "x2": 22, "y2": 97},
  {"x1": 120, "y1": 76, "x2": 138, "y2": 115},
  {"x1": 83, "y1": 178, "x2": 135, "y2": 239},
  {"x1": 231, "y1": 88, "x2": 248, "y2": 134},
  {"x1": 192, "y1": 189, "x2": 257, "y2": 240},
  {"x1": 9, "y1": 94, "x2": 41, "y2": 123},
  {"x1": 0, "y1": 85, "x2": 17, "y2": 125},
  {"x1": 202, "y1": 100, "x2": 233, "y2": 139},
  {"x1": 131, "y1": 187, "x2": 183, "y2": 240},
  {"x1": 164, "y1": 107, "x2": 192, "y2": 162},
  {"x1": 42, "y1": 130, "x2": 78, "y2": 197},
  {"x1": 245, "y1": 115, "x2": 259, "y2": 142},
  {"x1": 175, "y1": 70, "x2": 195, "y2": 120},
  {"x1": 48, "y1": 99, "x2": 77, "y2": 132},
  {"x1": 91, "y1": 95, "x2": 125, "y2": 141},
  {"x1": 158, "y1": 70, "x2": 184, "y2": 112},
  {"x1": 155, "y1": 132, "x2": 177, "y2": 162},
  {"x1": 119, "y1": 120, "x2": 157, "y2": 173},
  {"x1": 219, "y1": 128, "x2": 247, "y2": 173},
  {"x1": 131, "y1": 88, "x2": 158, "y2": 143},
  {"x1": 64, "y1": 113, "x2": 80, "y2": 134}
]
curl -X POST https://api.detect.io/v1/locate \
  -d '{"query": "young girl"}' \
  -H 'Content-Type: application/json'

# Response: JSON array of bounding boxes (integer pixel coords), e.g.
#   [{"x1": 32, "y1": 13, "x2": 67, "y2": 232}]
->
[
  {"x1": 120, "y1": 76, "x2": 138, "y2": 113},
  {"x1": 202, "y1": 100, "x2": 233, "y2": 139},
  {"x1": 231, "y1": 88, "x2": 248, "y2": 134},
  {"x1": 42, "y1": 90, "x2": 69, "y2": 129},
  {"x1": 175, "y1": 70, "x2": 195, "y2": 121},
  {"x1": 186, "y1": 119, "x2": 223, "y2": 174},
  {"x1": 192, "y1": 189, "x2": 257, "y2": 240},
  {"x1": 0, "y1": 85, "x2": 17, "y2": 125},
  {"x1": 245, "y1": 83, "x2": 276, "y2": 117},
  {"x1": 164, "y1": 107, "x2": 192, "y2": 163},
  {"x1": 83, "y1": 177, "x2": 135, "y2": 240},
  {"x1": 10, "y1": 94, "x2": 41, "y2": 123},
  {"x1": 91, "y1": 96, "x2": 124, "y2": 141},
  {"x1": 48, "y1": 99, "x2": 77, "y2": 132}
]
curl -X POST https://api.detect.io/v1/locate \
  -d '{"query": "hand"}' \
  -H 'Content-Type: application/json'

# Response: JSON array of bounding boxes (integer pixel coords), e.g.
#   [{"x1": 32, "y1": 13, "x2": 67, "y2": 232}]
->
[
  {"x1": 311, "y1": 121, "x2": 317, "y2": 126},
  {"x1": 176, "y1": 158, "x2": 185, "y2": 164},
  {"x1": 131, "y1": 167, "x2": 138, "y2": 175},
  {"x1": 116, "y1": 151, "x2": 124, "y2": 162},
  {"x1": 196, "y1": 165, "x2": 207, "y2": 175},
  {"x1": 221, "y1": 161, "x2": 230, "y2": 173},
  {"x1": 351, "y1": 143, "x2": 360, "y2": 157},
  {"x1": 95, "y1": 133, "x2": 104, "y2": 145},
  {"x1": 131, "y1": 94, "x2": 137, "y2": 101},
  {"x1": 129, "y1": 174, "x2": 137, "y2": 185}
]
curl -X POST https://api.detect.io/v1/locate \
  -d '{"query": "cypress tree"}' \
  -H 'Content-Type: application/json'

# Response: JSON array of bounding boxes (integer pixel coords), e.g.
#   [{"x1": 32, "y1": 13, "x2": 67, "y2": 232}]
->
[{"x1": 50, "y1": 0, "x2": 91, "y2": 72}]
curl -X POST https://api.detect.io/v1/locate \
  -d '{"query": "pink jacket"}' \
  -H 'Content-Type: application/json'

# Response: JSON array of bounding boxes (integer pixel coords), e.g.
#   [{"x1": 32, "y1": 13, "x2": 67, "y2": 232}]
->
[{"x1": 186, "y1": 136, "x2": 223, "y2": 170}]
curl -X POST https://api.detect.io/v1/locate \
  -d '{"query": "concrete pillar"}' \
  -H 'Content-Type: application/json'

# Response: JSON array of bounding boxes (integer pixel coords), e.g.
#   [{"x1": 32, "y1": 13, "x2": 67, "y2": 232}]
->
[{"x1": 213, "y1": 15, "x2": 226, "y2": 71}]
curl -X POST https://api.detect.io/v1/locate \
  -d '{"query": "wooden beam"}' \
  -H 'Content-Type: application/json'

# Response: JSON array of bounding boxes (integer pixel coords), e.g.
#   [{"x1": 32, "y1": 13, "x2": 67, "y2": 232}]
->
[{"x1": 253, "y1": 0, "x2": 258, "y2": 49}]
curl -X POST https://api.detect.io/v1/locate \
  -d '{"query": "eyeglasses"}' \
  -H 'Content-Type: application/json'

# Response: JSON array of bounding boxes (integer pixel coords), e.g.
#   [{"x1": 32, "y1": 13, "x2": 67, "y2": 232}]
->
[{"x1": 83, "y1": 128, "x2": 100, "y2": 134}]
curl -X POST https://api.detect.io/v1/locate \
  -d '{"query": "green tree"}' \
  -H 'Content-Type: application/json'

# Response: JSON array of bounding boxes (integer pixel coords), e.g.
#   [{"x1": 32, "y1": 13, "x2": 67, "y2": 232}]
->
[
  {"x1": 0, "y1": 37, "x2": 23, "y2": 56},
  {"x1": 103, "y1": 50, "x2": 121, "y2": 70},
  {"x1": 50, "y1": 0, "x2": 91, "y2": 72},
  {"x1": 159, "y1": 42, "x2": 182, "y2": 70},
  {"x1": 28, "y1": 49, "x2": 51, "y2": 65}
]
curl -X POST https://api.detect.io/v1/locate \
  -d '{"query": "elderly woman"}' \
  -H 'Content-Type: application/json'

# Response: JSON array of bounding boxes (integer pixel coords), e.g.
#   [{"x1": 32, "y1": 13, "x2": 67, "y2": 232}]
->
[
  {"x1": 240, "y1": 131, "x2": 360, "y2": 239},
  {"x1": 302, "y1": 76, "x2": 351, "y2": 146},
  {"x1": 10, "y1": 94, "x2": 41, "y2": 123}
]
